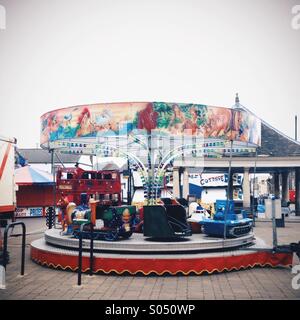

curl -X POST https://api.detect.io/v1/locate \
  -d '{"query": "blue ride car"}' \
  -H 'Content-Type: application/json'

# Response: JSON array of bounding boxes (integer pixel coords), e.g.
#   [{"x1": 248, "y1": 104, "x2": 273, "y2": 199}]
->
[{"x1": 201, "y1": 200, "x2": 253, "y2": 238}]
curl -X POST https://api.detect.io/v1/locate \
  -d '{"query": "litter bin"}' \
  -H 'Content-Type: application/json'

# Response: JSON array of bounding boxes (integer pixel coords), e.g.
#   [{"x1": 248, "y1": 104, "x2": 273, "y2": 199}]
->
[{"x1": 275, "y1": 213, "x2": 285, "y2": 228}]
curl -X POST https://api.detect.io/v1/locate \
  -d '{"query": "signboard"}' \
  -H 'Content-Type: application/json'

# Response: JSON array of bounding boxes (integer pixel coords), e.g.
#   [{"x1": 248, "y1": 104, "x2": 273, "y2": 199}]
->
[
  {"x1": 15, "y1": 207, "x2": 44, "y2": 217},
  {"x1": 15, "y1": 207, "x2": 60, "y2": 218},
  {"x1": 189, "y1": 173, "x2": 242, "y2": 187},
  {"x1": 15, "y1": 207, "x2": 59, "y2": 218}
]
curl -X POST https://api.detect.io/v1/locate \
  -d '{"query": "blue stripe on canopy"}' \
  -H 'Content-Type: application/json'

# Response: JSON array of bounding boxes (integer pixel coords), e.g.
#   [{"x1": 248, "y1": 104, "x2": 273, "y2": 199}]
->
[{"x1": 28, "y1": 167, "x2": 53, "y2": 184}]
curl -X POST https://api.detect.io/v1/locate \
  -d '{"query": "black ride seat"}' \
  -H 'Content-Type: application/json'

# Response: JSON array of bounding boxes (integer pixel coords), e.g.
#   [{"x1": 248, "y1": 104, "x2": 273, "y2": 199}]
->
[
  {"x1": 143, "y1": 205, "x2": 191, "y2": 238},
  {"x1": 165, "y1": 204, "x2": 190, "y2": 233}
]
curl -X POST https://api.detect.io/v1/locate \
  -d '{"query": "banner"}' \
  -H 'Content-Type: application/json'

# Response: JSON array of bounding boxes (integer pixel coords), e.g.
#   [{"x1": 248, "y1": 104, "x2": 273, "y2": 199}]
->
[
  {"x1": 15, "y1": 207, "x2": 58, "y2": 217},
  {"x1": 189, "y1": 173, "x2": 242, "y2": 187}
]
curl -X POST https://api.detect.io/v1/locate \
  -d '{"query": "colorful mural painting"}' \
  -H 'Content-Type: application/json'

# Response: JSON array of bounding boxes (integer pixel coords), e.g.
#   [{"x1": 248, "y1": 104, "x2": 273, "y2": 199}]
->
[{"x1": 40, "y1": 102, "x2": 261, "y2": 147}]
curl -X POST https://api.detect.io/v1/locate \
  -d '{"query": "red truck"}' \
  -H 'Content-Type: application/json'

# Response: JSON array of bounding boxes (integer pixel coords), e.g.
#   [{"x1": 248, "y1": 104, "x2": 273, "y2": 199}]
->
[
  {"x1": 56, "y1": 166, "x2": 122, "y2": 206},
  {"x1": 0, "y1": 135, "x2": 16, "y2": 225}
]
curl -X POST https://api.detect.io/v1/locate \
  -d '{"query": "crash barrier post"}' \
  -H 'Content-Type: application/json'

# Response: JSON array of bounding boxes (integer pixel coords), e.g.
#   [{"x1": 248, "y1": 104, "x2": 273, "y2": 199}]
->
[
  {"x1": 77, "y1": 222, "x2": 94, "y2": 286},
  {"x1": 3, "y1": 222, "x2": 26, "y2": 274}
]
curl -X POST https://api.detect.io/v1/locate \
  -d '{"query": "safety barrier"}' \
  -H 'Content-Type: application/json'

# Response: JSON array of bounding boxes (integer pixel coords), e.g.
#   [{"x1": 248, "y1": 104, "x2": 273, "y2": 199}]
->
[
  {"x1": 2, "y1": 222, "x2": 26, "y2": 275},
  {"x1": 77, "y1": 222, "x2": 94, "y2": 286}
]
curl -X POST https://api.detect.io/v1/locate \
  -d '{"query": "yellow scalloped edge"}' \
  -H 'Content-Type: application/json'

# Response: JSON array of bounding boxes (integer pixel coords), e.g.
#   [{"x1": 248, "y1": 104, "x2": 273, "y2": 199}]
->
[{"x1": 31, "y1": 257, "x2": 292, "y2": 276}]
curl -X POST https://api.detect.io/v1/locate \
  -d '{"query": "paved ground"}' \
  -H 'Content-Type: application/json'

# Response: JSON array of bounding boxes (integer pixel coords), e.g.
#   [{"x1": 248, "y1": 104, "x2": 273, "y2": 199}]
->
[{"x1": 0, "y1": 218, "x2": 300, "y2": 300}]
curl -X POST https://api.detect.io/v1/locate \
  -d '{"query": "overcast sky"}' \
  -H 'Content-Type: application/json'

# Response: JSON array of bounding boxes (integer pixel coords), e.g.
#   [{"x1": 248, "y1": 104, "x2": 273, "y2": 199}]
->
[{"x1": 0, "y1": 0, "x2": 299, "y2": 148}]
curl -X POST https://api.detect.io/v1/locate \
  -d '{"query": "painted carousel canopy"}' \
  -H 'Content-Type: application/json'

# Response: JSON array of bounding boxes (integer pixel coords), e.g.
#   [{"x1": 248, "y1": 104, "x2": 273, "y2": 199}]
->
[
  {"x1": 40, "y1": 102, "x2": 261, "y2": 156},
  {"x1": 40, "y1": 102, "x2": 261, "y2": 203}
]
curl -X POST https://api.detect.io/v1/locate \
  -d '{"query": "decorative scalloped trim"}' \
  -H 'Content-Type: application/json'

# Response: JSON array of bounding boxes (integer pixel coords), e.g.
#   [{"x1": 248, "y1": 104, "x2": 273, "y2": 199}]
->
[{"x1": 31, "y1": 256, "x2": 292, "y2": 276}]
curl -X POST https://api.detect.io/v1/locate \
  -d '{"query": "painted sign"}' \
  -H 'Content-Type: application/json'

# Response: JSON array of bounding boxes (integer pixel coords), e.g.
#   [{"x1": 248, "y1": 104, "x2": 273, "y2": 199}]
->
[
  {"x1": 15, "y1": 207, "x2": 58, "y2": 217},
  {"x1": 189, "y1": 173, "x2": 242, "y2": 187},
  {"x1": 41, "y1": 102, "x2": 261, "y2": 147},
  {"x1": 15, "y1": 207, "x2": 43, "y2": 217}
]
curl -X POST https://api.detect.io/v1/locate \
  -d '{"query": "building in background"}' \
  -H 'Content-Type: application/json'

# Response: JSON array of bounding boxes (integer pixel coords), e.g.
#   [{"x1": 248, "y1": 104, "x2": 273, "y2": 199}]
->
[{"x1": 17, "y1": 148, "x2": 80, "y2": 173}]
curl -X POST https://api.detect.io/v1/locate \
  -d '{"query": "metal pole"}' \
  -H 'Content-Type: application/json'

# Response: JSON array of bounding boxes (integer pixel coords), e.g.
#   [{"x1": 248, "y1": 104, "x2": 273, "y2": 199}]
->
[
  {"x1": 51, "y1": 149, "x2": 56, "y2": 228},
  {"x1": 179, "y1": 167, "x2": 183, "y2": 199},
  {"x1": 21, "y1": 223, "x2": 26, "y2": 276},
  {"x1": 127, "y1": 158, "x2": 132, "y2": 205},
  {"x1": 251, "y1": 149, "x2": 258, "y2": 227},
  {"x1": 89, "y1": 224, "x2": 94, "y2": 276},
  {"x1": 3, "y1": 228, "x2": 8, "y2": 271},
  {"x1": 147, "y1": 134, "x2": 154, "y2": 204},
  {"x1": 77, "y1": 232, "x2": 83, "y2": 286},
  {"x1": 224, "y1": 140, "x2": 233, "y2": 240},
  {"x1": 271, "y1": 198, "x2": 278, "y2": 249},
  {"x1": 295, "y1": 115, "x2": 298, "y2": 141}
]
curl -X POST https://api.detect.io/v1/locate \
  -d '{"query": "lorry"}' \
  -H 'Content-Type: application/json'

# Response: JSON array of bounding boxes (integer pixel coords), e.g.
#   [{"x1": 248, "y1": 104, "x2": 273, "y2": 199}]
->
[
  {"x1": 56, "y1": 166, "x2": 122, "y2": 206},
  {"x1": 0, "y1": 135, "x2": 16, "y2": 226},
  {"x1": 56, "y1": 166, "x2": 138, "y2": 241}
]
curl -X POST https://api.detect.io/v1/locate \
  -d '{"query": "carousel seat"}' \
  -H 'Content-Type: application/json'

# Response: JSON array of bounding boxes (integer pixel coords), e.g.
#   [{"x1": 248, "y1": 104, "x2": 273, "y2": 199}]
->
[{"x1": 143, "y1": 205, "x2": 192, "y2": 238}]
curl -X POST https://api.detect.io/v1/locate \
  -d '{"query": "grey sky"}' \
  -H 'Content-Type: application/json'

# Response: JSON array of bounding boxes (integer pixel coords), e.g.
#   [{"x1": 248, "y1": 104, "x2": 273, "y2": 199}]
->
[{"x1": 0, "y1": 0, "x2": 299, "y2": 148}]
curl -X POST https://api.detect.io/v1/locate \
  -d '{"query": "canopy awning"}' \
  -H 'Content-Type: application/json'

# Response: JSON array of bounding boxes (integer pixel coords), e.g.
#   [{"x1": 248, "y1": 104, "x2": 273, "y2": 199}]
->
[{"x1": 15, "y1": 166, "x2": 54, "y2": 186}]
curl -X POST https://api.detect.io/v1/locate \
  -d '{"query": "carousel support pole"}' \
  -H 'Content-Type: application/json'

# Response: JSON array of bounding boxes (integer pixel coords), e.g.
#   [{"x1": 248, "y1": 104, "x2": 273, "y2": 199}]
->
[
  {"x1": 52, "y1": 149, "x2": 56, "y2": 228},
  {"x1": 228, "y1": 173, "x2": 233, "y2": 201},
  {"x1": 251, "y1": 149, "x2": 258, "y2": 226},
  {"x1": 224, "y1": 140, "x2": 233, "y2": 240},
  {"x1": 47, "y1": 149, "x2": 56, "y2": 229},
  {"x1": 127, "y1": 157, "x2": 132, "y2": 205},
  {"x1": 147, "y1": 133, "x2": 153, "y2": 204},
  {"x1": 179, "y1": 167, "x2": 184, "y2": 199}
]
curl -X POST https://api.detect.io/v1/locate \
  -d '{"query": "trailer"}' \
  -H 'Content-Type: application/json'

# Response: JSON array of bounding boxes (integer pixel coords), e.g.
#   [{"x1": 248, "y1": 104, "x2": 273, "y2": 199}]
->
[{"x1": 0, "y1": 135, "x2": 16, "y2": 226}]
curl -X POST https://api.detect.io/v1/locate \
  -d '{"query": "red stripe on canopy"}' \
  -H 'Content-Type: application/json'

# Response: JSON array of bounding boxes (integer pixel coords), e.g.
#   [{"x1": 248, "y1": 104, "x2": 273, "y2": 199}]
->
[{"x1": 15, "y1": 166, "x2": 54, "y2": 185}]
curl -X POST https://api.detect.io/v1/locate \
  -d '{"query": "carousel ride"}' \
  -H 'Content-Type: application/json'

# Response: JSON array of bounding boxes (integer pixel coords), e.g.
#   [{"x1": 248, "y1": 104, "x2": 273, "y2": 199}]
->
[{"x1": 30, "y1": 102, "x2": 293, "y2": 275}]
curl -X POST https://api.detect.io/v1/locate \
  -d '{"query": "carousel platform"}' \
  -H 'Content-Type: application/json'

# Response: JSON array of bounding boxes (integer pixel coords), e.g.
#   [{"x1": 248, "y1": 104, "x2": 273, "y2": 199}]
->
[
  {"x1": 30, "y1": 229, "x2": 293, "y2": 275},
  {"x1": 42, "y1": 229, "x2": 255, "y2": 253}
]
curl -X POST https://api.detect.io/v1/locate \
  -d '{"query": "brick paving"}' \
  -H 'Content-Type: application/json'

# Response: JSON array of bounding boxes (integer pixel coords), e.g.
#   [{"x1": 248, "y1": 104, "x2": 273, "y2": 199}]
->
[{"x1": 0, "y1": 218, "x2": 300, "y2": 300}]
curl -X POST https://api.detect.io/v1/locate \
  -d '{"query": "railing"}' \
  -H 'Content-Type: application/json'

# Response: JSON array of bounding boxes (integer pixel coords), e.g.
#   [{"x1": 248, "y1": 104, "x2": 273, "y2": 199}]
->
[
  {"x1": 2, "y1": 222, "x2": 26, "y2": 275},
  {"x1": 77, "y1": 222, "x2": 94, "y2": 286}
]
